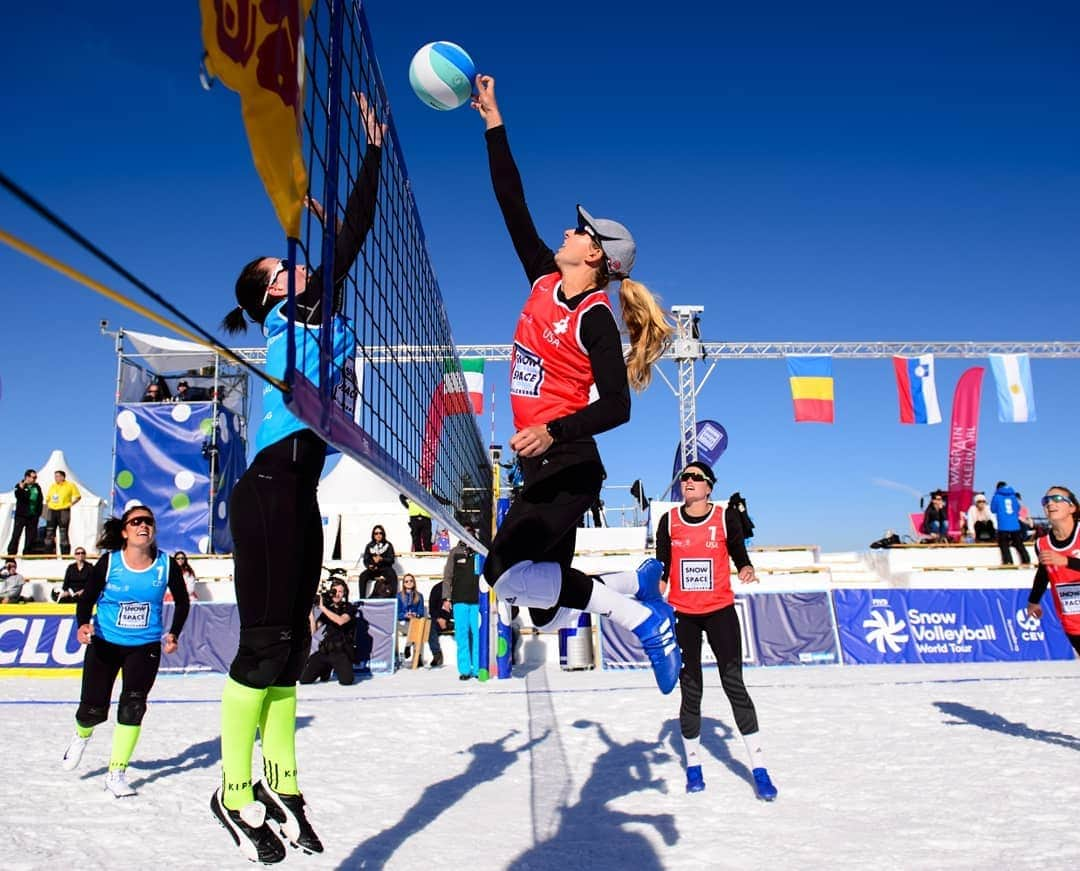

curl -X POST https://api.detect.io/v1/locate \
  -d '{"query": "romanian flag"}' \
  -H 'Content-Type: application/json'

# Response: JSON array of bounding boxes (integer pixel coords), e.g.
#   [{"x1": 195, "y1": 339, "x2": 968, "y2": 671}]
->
[
  {"x1": 200, "y1": 1, "x2": 313, "y2": 237},
  {"x1": 786, "y1": 356, "x2": 834, "y2": 423}
]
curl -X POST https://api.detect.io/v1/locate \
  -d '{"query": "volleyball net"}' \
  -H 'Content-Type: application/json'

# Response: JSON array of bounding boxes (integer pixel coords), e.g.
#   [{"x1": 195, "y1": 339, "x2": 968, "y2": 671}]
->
[{"x1": 202, "y1": 1, "x2": 492, "y2": 543}]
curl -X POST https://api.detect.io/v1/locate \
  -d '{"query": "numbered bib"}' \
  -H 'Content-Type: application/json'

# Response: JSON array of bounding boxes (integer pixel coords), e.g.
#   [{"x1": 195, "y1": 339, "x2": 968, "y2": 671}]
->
[
  {"x1": 510, "y1": 342, "x2": 544, "y2": 397},
  {"x1": 679, "y1": 558, "x2": 714, "y2": 592},
  {"x1": 1057, "y1": 583, "x2": 1080, "y2": 616},
  {"x1": 116, "y1": 601, "x2": 151, "y2": 629}
]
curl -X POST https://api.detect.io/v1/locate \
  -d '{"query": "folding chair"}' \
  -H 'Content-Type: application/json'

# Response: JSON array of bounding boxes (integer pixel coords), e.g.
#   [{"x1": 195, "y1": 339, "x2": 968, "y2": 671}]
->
[{"x1": 406, "y1": 617, "x2": 431, "y2": 669}]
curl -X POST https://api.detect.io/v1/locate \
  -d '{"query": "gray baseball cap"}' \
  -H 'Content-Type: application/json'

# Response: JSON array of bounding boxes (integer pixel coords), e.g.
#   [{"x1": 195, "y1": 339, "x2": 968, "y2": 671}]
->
[{"x1": 576, "y1": 204, "x2": 636, "y2": 279}]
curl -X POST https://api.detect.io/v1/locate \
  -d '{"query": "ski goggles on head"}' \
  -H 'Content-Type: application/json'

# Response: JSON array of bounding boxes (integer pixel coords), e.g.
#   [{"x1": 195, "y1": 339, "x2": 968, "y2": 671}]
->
[{"x1": 1042, "y1": 493, "x2": 1073, "y2": 506}]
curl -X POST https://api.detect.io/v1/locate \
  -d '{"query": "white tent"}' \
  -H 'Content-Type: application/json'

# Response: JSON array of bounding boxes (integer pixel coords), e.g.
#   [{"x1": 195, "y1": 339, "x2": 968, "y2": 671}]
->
[
  {"x1": 0, "y1": 450, "x2": 108, "y2": 555},
  {"x1": 316, "y1": 455, "x2": 412, "y2": 563}
]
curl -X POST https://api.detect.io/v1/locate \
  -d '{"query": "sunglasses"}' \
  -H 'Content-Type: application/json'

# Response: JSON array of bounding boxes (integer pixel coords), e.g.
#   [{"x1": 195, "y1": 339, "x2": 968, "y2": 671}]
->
[
  {"x1": 680, "y1": 472, "x2": 709, "y2": 483},
  {"x1": 74, "y1": 551, "x2": 86, "y2": 556},
  {"x1": 1042, "y1": 494, "x2": 1073, "y2": 506},
  {"x1": 266, "y1": 259, "x2": 290, "y2": 289},
  {"x1": 126, "y1": 516, "x2": 155, "y2": 528}
]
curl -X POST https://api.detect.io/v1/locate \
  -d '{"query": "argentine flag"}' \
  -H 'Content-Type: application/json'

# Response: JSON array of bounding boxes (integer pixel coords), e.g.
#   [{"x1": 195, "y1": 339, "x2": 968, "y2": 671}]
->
[
  {"x1": 989, "y1": 353, "x2": 1036, "y2": 422},
  {"x1": 892, "y1": 354, "x2": 942, "y2": 425}
]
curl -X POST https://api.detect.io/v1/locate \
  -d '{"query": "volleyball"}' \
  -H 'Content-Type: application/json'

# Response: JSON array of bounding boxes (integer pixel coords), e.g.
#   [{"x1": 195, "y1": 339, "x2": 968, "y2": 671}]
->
[{"x1": 408, "y1": 41, "x2": 475, "y2": 111}]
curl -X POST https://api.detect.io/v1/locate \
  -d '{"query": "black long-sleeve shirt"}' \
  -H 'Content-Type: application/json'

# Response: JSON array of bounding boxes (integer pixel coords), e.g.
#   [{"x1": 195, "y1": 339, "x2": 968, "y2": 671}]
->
[
  {"x1": 1028, "y1": 525, "x2": 1080, "y2": 604},
  {"x1": 295, "y1": 143, "x2": 382, "y2": 325},
  {"x1": 654, "y1": 505, "x2": 753, "y2": 582},
  {"x1": 485, "y1": 125, "x2": 630, "y2": 445},
  {"x1": 77, "y1": 553, "x2": 190, "y2": 639}
]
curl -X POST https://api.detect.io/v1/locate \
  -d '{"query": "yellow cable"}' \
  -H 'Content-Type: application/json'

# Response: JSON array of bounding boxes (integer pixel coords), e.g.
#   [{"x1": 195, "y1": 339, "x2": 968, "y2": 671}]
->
[{"x1": 0, "y1": 226, "x2": 288, "y2": 393}]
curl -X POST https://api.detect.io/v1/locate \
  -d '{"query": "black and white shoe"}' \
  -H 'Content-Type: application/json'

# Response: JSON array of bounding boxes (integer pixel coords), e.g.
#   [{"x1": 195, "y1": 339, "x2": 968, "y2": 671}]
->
[
  {"x1": 211, "y1": 787, "x2": 286, "y2": 864},
  {"x1": 255, "y1": 780, "x2": 324, "y2": 854}
]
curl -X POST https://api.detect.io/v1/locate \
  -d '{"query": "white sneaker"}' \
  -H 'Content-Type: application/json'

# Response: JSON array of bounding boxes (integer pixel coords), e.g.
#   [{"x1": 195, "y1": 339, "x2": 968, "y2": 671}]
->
[
  {"x1": 104, "y1": 768, "x2": 136, "y2": 798},
  {"x1": 61, "y1": 733, "x2": 91, "y2": 771}
]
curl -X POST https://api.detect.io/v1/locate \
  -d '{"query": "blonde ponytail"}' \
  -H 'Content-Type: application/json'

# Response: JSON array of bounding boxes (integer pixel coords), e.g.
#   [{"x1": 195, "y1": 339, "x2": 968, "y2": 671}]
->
[{"x1": 618, "y1": 278, "x2": 673, "y2": 391}]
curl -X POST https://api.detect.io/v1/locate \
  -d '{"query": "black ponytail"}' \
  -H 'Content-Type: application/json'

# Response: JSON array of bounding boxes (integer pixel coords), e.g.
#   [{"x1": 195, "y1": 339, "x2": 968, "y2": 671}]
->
[{"x1": 223, "y1": 257, "x2": 272, "y2": 334}]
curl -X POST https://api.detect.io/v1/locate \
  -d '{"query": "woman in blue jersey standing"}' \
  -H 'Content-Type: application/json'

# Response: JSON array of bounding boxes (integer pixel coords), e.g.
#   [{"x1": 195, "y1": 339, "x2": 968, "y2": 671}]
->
[
  {"x1": 211, "y1": 92, "x2": 384, "y2": 865},
  {"x1": 61, "y1": 505, "x2": 189, "y2": 798}
]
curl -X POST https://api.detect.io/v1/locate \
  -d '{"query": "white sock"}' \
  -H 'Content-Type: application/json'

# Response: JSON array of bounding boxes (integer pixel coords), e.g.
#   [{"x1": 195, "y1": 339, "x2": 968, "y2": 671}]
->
[
  {"x1": 597, "y1": 570, "x2": 637, "y2": 596},
  {"x1": 585, "y1": 580, "x2": 650, "y2": 630},
  {"x1": 683, "y1": 735, "x2": 701, "y2": 767},
  {"x1": 742, "y1": 731, "x2": 765, "y2": 770}
]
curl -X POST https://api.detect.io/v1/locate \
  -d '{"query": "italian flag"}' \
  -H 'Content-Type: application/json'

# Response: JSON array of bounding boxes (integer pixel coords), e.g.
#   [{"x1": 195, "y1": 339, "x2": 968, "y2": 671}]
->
[{"x1": 442, "y1": 357, "x2": 484, "y2": 414}]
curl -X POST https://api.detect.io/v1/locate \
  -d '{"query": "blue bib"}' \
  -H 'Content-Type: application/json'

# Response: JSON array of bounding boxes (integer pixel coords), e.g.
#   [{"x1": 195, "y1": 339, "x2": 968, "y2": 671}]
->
[
  {"x1": 255, "y1": 301, "x2": 351, "y2": 453},
  {"x1": 93, "y1": 551, "x2": 171, "y2": 646}
]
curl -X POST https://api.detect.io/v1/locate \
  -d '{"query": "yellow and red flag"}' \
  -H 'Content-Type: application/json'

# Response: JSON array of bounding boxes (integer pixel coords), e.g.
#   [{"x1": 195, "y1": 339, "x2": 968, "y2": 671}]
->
[{"x1": 200, "y1": 0, "x2": 312, "y2": 237}]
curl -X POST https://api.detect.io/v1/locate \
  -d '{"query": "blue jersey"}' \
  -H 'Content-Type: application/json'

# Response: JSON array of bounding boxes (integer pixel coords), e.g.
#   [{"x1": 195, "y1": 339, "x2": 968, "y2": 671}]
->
[
  {"x1": 93, "y1": 550, "x2": 172, "y2": 646},
  {"x1": 255, "y1": 300, "x2": 352, "y2": 454}
]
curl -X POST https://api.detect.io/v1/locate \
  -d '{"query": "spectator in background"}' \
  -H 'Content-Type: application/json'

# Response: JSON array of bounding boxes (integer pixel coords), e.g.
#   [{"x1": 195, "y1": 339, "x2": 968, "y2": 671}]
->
[
  {"x1": 8, "y1": 469, "x2": 44, "y2": 555},
  {"x1": 0, "y1": 559, "x2": 26, "y2": 603},
  {"x1": 400, "y1": 495, "x2": 433, "y2": 553},
  {"x1": 1026, "y1": 486, "x2": 1080, "y2": 655},
  {"x1": 140, "y1": 380, "x2": 165, "y2": 402},
  {"x1": 434, "y1": 528, "x2": 450, "y2": 552},
  {"x1": 921, "y1": 491, "x2": 949, "y2": 543},
  {"x1": 357, "y1": 525, "x2": 397, "y2": 595},
  {"x1": 396, "y1": 573, "x2": 427, "y2": 664},
  {"x1": 991, "y1": 481, "x2": 1031, "y2": 565},
  {"x1": 167, "y1": 551, "x2": 199, "y2": 602},
  {"x1": 965, "y1": 493, "x2": 996, "y2": 543},
  {"x1": 55, "y1": 547, "x2": 92, "y2": 603},
  {"x1": 44, "y1": 470, "x2": 81, "y2": 556},
  {"x1": 444, "y1": 526, "x2": 481, "y2": 681},
  {"x1": 427, "y1": 575, "x2": 451, "y2": 669},
  {"x1": 299, "y1": 580, "x2": 356, "y2": 686},
  {"x1": 175, "y1": 380, "x2": 191, "y2": 401}
]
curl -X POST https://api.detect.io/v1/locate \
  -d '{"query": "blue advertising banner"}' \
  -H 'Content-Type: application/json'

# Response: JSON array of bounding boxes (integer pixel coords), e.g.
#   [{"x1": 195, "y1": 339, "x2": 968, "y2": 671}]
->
[
  {"x1": 668, "y1": 419, "x2": 728, "y2": 500},
  {"x1": 0, "y1": 605, "x2": 84, "y2": 673},
  {"x1": 834, "y1": 588, "x2": 1075, "y2": 664},
  {"x1": 353, "y1": 598, "x2": 397, "y2": 674},
  {"x1": 600, "y1": 593, "x2": 838, "y2": 670}
]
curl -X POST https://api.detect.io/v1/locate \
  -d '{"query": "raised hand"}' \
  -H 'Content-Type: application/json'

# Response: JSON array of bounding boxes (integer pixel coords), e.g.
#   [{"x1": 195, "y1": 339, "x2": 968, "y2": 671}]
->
[
  {"x1": 354, "y1": 91, "x2": 386, "y2": 147},
  {"x1": 470, "y1": 75, "x2": 503, "y2": 129}
]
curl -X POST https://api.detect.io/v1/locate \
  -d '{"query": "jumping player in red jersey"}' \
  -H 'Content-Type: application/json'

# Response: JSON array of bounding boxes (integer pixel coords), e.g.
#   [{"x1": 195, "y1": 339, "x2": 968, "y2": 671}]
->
[
  {"x1": 655, "y1": 461, "x2": 779, "y2": 799},
  {"x1": 1026, "y1": 485, "x2": 1080, "y2": 655},
  {"x1": 470, "y1": 75, "x2": 681, "y2": 694}
]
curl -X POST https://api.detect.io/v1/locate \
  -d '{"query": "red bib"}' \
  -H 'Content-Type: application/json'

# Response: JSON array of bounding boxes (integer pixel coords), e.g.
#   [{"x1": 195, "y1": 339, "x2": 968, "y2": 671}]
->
[
  {"x1": 510, "y1": 272, "x2": 612, "y2": 431},
  {"x1": 1038, "y1": 526, "x2": 1080, "y2": 635},
  {"x1": 667, "y1": 505, "x2": 733, "y2": 614}
]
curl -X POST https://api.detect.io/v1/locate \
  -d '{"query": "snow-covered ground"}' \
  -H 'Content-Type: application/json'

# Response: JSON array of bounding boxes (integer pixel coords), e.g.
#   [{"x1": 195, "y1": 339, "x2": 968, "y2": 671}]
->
[{"x1": 3, "y1": 645, "x2": 1079, "y2": 870}]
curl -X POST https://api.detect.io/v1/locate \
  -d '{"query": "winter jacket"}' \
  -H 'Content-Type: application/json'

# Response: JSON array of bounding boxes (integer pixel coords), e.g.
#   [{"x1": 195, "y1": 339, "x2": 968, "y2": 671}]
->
[{"x1": 990, "y1": 486, "x2": 1023, "y2": 533}]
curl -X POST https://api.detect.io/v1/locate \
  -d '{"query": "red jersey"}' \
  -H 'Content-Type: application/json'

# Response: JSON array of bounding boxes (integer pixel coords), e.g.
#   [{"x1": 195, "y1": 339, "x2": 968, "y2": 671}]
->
[
  {"x1": 666, "y1": 505, "x2": 734, "y2": 614},
  {"x1": 510, "y1": 272, "x2": 612, "y2": 431},
  {"x1": 1037, "y1": 526, "x2": 1080, "y2": 635}
]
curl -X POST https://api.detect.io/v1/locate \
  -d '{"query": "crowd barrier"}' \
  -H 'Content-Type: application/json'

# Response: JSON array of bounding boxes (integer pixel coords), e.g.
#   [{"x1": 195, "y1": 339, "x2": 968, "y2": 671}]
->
[
  {"x1": 3, "y1": 588, "x2": 1072, "y2": 676},
  {"x1": 0, "y1": 599, "x2": 399, "y2": 677}
]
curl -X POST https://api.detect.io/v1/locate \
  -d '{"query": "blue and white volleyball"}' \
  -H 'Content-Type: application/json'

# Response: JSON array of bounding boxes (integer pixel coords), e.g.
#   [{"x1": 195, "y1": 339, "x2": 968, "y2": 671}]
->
[{"x1": 408, "y1": 41, "x2": 475, "y2": 111}]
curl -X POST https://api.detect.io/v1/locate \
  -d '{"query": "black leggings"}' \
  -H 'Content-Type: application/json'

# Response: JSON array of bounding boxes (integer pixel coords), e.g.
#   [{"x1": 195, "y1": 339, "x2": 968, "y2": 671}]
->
[
  {"x1": 228, "y1": 431, "x2": 326, "y2": 689},
  {"x1": 676, "y1": 606, "x2": 758, "y2": 739},
  {"x1": 483, "y1": 461, "x2": 604, "y2": 625},
  {"x1": 299, "y1": 647, "x2": 355, "y2": 686},
  {"x1": 77, "y1": 636, "x2": 161, "y2": 728}
]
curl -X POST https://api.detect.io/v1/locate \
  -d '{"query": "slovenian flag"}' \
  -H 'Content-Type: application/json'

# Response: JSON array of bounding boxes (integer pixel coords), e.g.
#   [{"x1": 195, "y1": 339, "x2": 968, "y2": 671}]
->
[
  {"x1": 786, "y1": 355, "x2": 834, "y2": 423},
  {"x1": 892, "y1": 355, "x2": 941, "y2": 424},
  {"x1": 442, "y1": 357, "x2": 484, "y2": 414},
  {"x1": 989, "y1": 353, "x2": 1036, "y2": 422}
]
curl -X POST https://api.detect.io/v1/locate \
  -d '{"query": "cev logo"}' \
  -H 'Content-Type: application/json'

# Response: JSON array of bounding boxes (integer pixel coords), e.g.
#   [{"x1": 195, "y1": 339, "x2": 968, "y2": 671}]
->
[
  {"x1": 863, "y1": 609, "x2": 910, "y2": 654},
  {"x1": 1014, "y1": 608, "x2": 1045, "y2": 641},
  {"x1": 0, "y1": 616, "x2": 85, "y2": 667}
]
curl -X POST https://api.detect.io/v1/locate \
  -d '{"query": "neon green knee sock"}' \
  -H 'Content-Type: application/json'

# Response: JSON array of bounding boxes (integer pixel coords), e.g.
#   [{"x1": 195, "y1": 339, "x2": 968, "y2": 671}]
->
[
  {"x1": 259, "y1": 685, "x2": 299, "y2": 796},
  {"x1": 75, "y1": 722, "x2": 94, "y2": 739},
  {"x1": 108, "y1": 724, "x2": 141, "y2": 771},
  {"x1": 220, "y1": 677, "x2": 268, "y2": 810}
]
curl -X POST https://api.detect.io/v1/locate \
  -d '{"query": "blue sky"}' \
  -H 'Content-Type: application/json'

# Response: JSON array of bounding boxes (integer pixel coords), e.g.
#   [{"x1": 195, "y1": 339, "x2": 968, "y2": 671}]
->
[{"x1": 2, "y1": 2, "x2": 1077, "y2": 552}]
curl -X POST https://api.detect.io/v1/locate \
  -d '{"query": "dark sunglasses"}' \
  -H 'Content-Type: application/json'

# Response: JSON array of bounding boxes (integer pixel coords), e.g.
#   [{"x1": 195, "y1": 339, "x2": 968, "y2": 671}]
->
[
  {"x1": 1042, "y1": 494, "x2": 1073, "y2": 506},
  {"x1": 126, "y1": 516, "x2": 155, "y2": 528},
  {"x1": 680, "y1": 472, "x2": 709, "y2": 483},
  {"x1": 74, "y1": 550, "x2": 86, "y2": 556},
  {"x1": 266, "y1": 259, "x2": 290, "y2": 288}
]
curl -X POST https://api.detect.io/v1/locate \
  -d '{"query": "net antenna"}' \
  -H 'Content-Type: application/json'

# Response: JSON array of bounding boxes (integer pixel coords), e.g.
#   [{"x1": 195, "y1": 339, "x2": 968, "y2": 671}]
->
[{"x1": 285, "y1": 2, "x2": 491, "y2": 549}]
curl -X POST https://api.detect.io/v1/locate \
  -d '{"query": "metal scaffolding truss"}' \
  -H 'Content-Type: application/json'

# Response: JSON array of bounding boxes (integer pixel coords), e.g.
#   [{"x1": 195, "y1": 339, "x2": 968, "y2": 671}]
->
[{"x1": 232, "y1": 340, "x2": 1080, "y2": 365}]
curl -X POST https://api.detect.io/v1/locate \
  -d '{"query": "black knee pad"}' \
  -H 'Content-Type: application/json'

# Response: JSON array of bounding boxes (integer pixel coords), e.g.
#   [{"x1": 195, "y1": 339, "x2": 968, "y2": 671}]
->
[
  {"x1": 277, "y1": 635, "x2": 312, "y2": 686},
  {"x1": 230, "y1": 625, "x2": 296, "y2": 689},
  {"x1": 117, "y1": 690, "x2": 148, "y2": 726},
  {"x1": 75, "y1": 703, "x2": 109, "y2": 728}
]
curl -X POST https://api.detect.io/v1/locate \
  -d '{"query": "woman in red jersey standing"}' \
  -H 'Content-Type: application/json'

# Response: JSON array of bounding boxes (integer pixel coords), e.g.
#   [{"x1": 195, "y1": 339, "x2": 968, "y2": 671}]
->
[
  {"x1": 471, "y1": 75, "x2": 681, "y2": 694},
  {"x1": 655, "y1": 460, "x2": 778, "y2": 800},
  {"x1": 1026, "y1": 485, "x2": 1080, "y2": 655}
]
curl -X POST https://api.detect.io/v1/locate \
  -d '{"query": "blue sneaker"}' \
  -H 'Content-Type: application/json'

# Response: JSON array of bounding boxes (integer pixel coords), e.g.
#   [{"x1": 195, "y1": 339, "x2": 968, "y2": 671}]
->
[
  {"x1": 634, "y1": 558, "x2": 664, "y2": 602},
  {"x1": 753, "y1": 767, "x2": 778, "y2": 801},
  {"x1": 685, "y1": 765, "x2": 705, "y2": 793},
  {"x1": 632, "y1": 601, "x2": 681, "y2": 694}
]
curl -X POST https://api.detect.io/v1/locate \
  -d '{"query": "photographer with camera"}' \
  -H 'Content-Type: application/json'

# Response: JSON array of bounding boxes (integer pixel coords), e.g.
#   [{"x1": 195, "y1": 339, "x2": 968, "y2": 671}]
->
[
  {"x1": 299, "y1": 579, "x2": 357, "y2": 686},
  {"x1": 0, "y1": 559, "x2": 27, "y2": 603}
]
